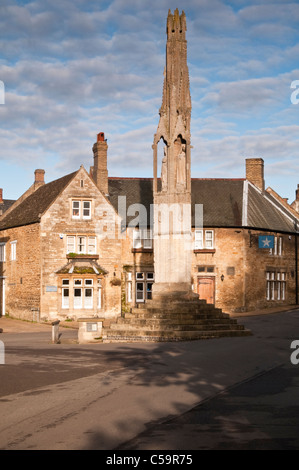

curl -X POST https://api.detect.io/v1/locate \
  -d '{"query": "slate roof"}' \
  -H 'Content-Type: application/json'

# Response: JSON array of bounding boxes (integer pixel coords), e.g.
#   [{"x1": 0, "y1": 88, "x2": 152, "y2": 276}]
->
[
  {"x1": 0, "y1": 199, "x2": 16, "y2": 215},
  {"x1": 108, "y1": 177, "x2": 299, "y2": 233},
  {"x1": 0, "y1": 172, "x2": 297, "y2": 233},
  {"x1": 0, "y1": 171, "x2": 77, "y2": 230}
]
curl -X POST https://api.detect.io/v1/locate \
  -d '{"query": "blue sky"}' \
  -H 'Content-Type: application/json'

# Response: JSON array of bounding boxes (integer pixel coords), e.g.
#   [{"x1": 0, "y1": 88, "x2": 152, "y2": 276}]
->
[{"x1": 0, "y1": 0, "x2": 299, "y2": 203}]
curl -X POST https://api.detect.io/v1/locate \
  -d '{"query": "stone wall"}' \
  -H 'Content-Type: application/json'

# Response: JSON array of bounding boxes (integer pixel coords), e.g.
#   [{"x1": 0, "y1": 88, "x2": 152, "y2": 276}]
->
[{"x1": 0, "y1": 223, "x2": 41, "y2": 320}]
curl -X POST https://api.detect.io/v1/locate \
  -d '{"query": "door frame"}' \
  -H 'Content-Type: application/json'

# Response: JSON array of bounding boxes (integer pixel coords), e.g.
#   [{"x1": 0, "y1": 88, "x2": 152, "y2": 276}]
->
[{"x1": 197, "y1": 276, "x2": 215, "y2": 305}]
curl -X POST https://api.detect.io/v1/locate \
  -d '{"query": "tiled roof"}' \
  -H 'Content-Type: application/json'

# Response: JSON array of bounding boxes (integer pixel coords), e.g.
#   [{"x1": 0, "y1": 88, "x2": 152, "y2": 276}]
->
[
  {"x1": 108, "y1": 177, "x2": 298, "y2": 232},
  {"x1": 0, "y1": 199, "x2": 16, "y2": 216},
  {"x1": 247, "y1": 184, "x2": 298, "y2": 233},
  {"x1": 0, "y1": 172, "x2": 297, "y2": 233},
  {"x1": 0, "y1": 171, "x2": 77, "y2": 230}
]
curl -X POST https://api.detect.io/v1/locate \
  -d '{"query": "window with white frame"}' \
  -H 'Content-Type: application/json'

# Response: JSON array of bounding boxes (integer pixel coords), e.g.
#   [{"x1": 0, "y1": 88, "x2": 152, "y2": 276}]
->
[
  {"x1": 98, "y1": 279, "x2": 102, "y2": 309},
  {"x1": 72, "y1": 200, "x2": 91, "y2": 220},
  {"x1": 135, "y1": 272, "x2": 154, "y2": 303},
  {"x1": 66, "y1": 235, "x2": 97, "y2": 255},
  {"x1": 61, "y1": 278, "x2": 101, "y2": 310},
  {"x1": 10, "y1": 241, "x2": 17, "y2": 261},
  {"x1": 270, "y1": 236, "x2": 283, "y2": 256},
  {"x1": 0, "y1": 243, "x2": 5, "y2": 262},
  {"x1": 266, "y1": 271, "x2": 286, "y2": 301},
  {"x1": 133, "y1": 229, "x2": 153, "y2": 250},
  {"x1": 194, "y1": 230, "x2": 214, "y2": 250},
  {"x1": 62, "y1": 280, "x2": 70, "y2": 309}
]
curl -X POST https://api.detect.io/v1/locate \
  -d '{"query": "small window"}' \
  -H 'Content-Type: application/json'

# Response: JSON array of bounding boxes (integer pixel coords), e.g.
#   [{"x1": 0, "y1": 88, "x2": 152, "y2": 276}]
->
[
  {"x1": 136, "y1": 272, "x2": 144, "y2": 280},
  {"x1": 133, "y1": 230, "x2": 142, "y2": 249},
  {"x1": 84, "y1": 288, "x2": 93, "y2": 308},
  {"x1": 0, "y1": 243, "x2": 5, "y2": 262},
  {"x1": 195, "y1": 230, "x2": 203, "y2": 249},
  {"x1": 62, "y1": 279, "x2": 69, "y2": 285},
  {"x1": 74, "y1": 279, "x2": 82, "y2": 286},
  {"x1": 78, "y1": 236, "x2": 86, "y2": 254},
  {"x1": 72, "y1": 201, "x2": 80, "y2": 219},
  {"x1": 62, "y1": 288, "x2": 69, "y2": 309},
  {"x1": 74, "y1": 288, "x2": 82, "y2": 308},
  {"x1": 88, "y1": 236, "x2": 96, "y2": 254},
  {"x1": 85, "y1": 279, "x2": 93, "y2": 286},
  {"x1": 67, "y1": 236, "x2": 76, "y2": 253},
  {"x1": 146, "y1": 272, "x2": 154, "y2": 280},
  {"x1": 205, "y1": 231, "x2": 214, "y2": 249},
  {"x1": 207, "y1": 266, "x2": 215, "y2": 273},
  {"x1": 10, "y1": 241, "x2": 17, "y2": 261},
  {"x1": 136, "y1": 282, "x2": 144, "y2": 302},
  {"x1": 83, "y1": 201, "x2": 91, "y2": 219}
]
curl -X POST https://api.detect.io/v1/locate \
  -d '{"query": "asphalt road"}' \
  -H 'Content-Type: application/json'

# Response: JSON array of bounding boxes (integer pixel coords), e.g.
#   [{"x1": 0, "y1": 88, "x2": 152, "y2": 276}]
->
[{"x1": 0, "y1": 310, "x2": 299, "y2": 450}]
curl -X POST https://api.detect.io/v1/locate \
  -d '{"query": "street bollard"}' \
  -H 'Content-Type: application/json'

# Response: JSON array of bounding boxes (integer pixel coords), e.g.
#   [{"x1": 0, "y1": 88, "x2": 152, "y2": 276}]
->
[
  {"x1": 0, "y1": 340, "x2": 4, "y2": 364},
  {"x1": 51, "y1": 320, "x2": 60, "y2": 344}
]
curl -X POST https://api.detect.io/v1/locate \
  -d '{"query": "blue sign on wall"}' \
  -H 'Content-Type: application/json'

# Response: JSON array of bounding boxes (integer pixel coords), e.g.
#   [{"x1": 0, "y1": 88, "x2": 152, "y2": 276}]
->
[{"x1": 258, "y1": 235, "x2": 274, "y2": 249}]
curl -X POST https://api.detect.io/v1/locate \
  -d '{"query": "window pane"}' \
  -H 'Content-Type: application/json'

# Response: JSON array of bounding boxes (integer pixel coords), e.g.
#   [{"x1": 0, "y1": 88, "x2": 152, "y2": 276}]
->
[
  {"x1": 74, "y1": 279, "x2": 82, "y2": 286},
  {"x1": 62, "y1": 288, "x2": 69, "y2": 308},
  {"x1": 136, "y1": 282, "x2": 144, "y2": 302},
  {"x1": 72, "y1": 201, "x2": 80, "y2": 218},
  {"x1": 98, "y1": 287, "x2": 102, "y2": 309},
  {"x1": 136, "y1": 272, "x2": 144, "y2": 280},
  {"x1": 205, "y1": 231, "x2": 213, "y2": 248},
  {"x1": 85, "y1": 279, "x2": 93, "y2": 286},
  {"x1": 62, "y1": 279, "x2": 69, "y2": 285},
  {"x1": 88, "y1": 237, "x2": 96, "y2": 254},
  {"x1": 83, "y1": 201, "x2": 91, "y2": 218},
  {"x1": 133, "y1": 230, "x2": 142, "y2": 249},
  {"x1": 195, "y1": 230, "x2": 203, "y2": 249},
  {"x1": 78, "y1": 237, "x2": 86, "y2": 253},
  {"x1": 74, "y1": 288, "x2": 82, "y2": 308},
  {"x1": 67, "y1": 236, "x2": 75, "y2": 253},
  {"x1": 84, "y1": 288, "x2": 93, "y2": 308}
]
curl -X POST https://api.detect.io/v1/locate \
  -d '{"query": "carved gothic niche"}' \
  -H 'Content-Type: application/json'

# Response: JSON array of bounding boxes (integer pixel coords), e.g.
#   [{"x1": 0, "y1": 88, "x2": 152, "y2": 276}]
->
[
  {"x1": 175, "y1": 135, "x2": 187, "y2": 189},
  {"x1": 158, "y1": 137, "x2": 168, "y2": 191}
]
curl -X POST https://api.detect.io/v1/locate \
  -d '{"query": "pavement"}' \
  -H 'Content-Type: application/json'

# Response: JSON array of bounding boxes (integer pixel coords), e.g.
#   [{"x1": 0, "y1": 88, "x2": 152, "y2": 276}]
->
[{"x1": 0, "y1": 306, "x2": 299, "y2": 450}]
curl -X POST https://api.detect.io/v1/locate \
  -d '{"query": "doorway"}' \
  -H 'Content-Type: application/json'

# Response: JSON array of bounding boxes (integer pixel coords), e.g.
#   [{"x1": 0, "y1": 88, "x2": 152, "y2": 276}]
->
[{"x1": 197, "y1": 277, "x2": 215, "y2": 305}]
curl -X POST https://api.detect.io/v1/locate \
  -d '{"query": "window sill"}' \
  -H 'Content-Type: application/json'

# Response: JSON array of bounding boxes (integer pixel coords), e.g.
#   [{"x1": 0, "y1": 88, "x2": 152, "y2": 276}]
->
[
  {"x1": 67, "y1": 254, "x2": 99, "y2": 260},
  {"x1": 194, "y1": 249, "x2": 216, "y2": 254},
  {"x1": 132, "y1": 248, "x2": 153, "y2": 253}
]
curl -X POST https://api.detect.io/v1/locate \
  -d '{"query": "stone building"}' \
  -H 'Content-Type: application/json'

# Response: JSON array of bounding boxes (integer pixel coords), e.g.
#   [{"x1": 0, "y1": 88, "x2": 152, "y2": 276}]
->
[{"x1": 0, "y1": 9, "x2": 298, "y2": 329}]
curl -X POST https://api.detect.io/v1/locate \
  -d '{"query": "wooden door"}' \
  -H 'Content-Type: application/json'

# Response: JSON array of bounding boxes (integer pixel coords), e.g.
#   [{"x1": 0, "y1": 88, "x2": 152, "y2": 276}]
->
[{"x1": 197, "y1": 277, "x2": 215, "y2": 305}]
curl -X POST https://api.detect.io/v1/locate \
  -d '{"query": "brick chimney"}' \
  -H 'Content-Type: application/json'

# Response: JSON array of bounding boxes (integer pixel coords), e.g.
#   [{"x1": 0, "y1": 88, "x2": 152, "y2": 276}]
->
[
  {"x1": 246, "y1": 158, "x2": 265, "y2": 192},
  {"x1": 291, "y1": 184, "x2": 299, "y2": 213},
  {"x1": 34, "y1": 169, "x2": 45, "y2": 189},
  {"x1": 0, "y1": 188, "x2": 3, "y2": 204},
  {"x1": 92, "y1": 132, "x2": 108, "y2": 195}
]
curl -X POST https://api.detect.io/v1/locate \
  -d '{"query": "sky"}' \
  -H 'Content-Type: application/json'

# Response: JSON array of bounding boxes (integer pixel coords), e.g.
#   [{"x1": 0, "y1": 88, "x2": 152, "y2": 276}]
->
[{"x1": 0, "y1": 0, "x2": 299, "y2": 203}]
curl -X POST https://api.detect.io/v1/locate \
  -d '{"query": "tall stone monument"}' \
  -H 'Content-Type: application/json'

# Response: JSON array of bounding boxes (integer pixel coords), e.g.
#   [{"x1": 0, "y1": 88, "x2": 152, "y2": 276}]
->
[
  {"x1": 103, "y1": 10, "x2": 251, "y2": 342},
  {"x1": 152, "y1": 8, "x2": 194, "y2": 301}
]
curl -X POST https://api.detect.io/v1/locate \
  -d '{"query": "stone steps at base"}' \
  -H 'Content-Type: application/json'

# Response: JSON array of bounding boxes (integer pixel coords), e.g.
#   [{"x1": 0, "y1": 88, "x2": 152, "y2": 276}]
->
[
  {"x1": 110, "y1": 319, "x2": 240, "y2": 331},
  {"x1": 102, "y1": 329, "x2": 252, "y2": 343},
  {"x1": 131, "y1": 306, "x2": 224, "y2": 316},
  {"x1": 124, "y1": 311, "x2": 230, "y2": 321}
]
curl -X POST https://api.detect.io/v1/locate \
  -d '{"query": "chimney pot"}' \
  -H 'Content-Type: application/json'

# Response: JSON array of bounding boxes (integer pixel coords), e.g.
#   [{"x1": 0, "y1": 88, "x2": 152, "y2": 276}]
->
[{"x1": 97, "y1": 132, "x2": 105, "y2": 142}]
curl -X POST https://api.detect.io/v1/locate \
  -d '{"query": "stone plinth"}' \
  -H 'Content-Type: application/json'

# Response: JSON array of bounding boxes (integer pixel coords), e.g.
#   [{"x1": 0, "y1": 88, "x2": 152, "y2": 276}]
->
[{"x1": 78, "y1": 317, "x2": 104, "y2": 343}]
